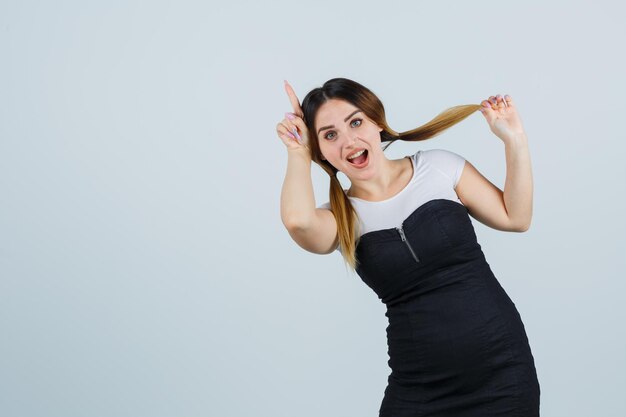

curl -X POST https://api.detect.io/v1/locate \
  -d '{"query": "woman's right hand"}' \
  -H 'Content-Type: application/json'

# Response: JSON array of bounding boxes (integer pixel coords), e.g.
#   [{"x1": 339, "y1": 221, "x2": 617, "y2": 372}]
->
[{"x1": 276, "y1": 80, "x2": 311, "y2": 152}]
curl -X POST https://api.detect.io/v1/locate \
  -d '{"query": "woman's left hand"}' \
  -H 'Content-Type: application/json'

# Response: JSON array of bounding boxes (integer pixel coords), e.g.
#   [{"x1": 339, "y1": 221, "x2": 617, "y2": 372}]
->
[{"x1": 479, "y1": 94, "x2": 526, "y2": 143}]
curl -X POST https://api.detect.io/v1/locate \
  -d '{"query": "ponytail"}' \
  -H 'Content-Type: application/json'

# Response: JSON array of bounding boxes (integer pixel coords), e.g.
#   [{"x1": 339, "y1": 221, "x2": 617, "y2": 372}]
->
[{"x1": 328, "y1": 172, "x2": 361, "y2": 270}]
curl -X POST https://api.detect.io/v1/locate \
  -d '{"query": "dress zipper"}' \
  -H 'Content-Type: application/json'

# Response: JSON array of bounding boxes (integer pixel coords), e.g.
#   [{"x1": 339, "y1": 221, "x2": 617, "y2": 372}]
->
[{"x1": 396, "y1": 226, "x2": 420, "y2": 263}]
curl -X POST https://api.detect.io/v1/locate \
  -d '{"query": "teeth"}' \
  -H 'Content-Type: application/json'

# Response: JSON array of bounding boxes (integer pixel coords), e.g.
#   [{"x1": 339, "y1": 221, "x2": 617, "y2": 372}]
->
[{"x1": 347, "y1": 149, "x2": 366, "y2": 160}]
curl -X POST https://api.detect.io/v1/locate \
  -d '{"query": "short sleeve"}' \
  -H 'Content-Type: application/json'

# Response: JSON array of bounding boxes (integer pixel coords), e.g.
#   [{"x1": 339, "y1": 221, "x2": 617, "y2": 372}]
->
[
  {"x1": 422, "y1": 149, "x2": 466, "y2": 189},
  {"x1": 317, "y1": 201, "x2": 331, "y2": 210}
]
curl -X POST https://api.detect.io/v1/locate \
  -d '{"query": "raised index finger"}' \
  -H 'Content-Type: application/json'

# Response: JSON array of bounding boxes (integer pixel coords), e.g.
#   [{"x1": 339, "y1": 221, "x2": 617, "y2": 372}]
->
[{"x1": 284, "y1": 80, "x2": 303, "y2": 118}]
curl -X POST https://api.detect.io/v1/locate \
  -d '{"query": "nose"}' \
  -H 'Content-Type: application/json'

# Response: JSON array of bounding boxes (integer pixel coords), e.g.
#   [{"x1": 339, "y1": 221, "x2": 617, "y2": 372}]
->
[{"x1": 345, "y1": 133, "x2": 359, "y2": 147}]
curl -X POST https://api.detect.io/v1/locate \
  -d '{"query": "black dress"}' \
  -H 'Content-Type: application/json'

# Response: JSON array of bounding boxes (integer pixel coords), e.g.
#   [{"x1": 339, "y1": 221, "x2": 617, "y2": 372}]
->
[{"x1": 355, "y1": 198, "x2": 540, "y2": 416}]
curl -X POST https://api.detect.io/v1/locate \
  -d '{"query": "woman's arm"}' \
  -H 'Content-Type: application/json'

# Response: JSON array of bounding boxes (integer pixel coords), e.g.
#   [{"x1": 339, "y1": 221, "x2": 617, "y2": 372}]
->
[
  {"x1": 502, "y1": 133, "x2": 533, "y2": 230},
  {"x1": 280, "y1": 147, "x2": 339, "y2": 254},
  {"x1": 280, "y1": 147, "x2": 316, "y2": 229},
  {"x1": 456, "y1": 133, "x2": 533, "y2": 232},
  {"x1": 277, "y1": 81, "x2": 338, "y2": 253},
  {"x1": 455, "y1": 94, "x2": 533, "y2": 232}
]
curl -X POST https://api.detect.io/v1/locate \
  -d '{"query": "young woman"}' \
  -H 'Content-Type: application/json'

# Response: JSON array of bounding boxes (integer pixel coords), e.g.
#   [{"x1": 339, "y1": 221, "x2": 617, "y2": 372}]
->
[{"x1": 277, "y1": 78, "x2": 539, "y2": 416}]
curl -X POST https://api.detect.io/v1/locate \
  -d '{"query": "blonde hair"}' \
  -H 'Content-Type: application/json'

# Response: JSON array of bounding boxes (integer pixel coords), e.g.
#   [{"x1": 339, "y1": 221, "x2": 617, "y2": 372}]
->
[{"x1": 301, "y1": 78, "x2": 482, "y2": 270}]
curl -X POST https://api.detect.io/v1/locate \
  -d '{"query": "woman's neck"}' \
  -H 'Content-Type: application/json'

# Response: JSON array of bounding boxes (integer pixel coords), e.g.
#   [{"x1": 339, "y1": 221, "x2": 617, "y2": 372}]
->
[{"x1": 347, "y1": 156, "x2": 411, "y2": 201}]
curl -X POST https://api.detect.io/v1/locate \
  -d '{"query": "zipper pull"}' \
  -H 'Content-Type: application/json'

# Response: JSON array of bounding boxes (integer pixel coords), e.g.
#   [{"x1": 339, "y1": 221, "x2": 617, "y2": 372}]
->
[{"x1": 396, "y1": 226, "x2": 420, "y2": 263}]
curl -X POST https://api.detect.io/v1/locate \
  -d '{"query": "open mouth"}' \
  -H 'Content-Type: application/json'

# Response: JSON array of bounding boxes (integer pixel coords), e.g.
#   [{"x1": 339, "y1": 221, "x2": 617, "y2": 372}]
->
[{"x1": 347, "y1": 149, "x2": 369, "y2": 168}]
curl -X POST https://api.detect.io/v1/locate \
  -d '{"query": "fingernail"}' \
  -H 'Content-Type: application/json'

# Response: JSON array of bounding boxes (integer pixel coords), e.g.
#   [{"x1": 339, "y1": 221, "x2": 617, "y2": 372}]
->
[
  {"x1": 285, "y1": 112, "x2": 295, "y2": 120},
  {"x1": 287, "y1": 131, "x2": 295, "y2": 139},
  {"x1": 292, "y1": 128, "x2": 301, "y2": 140}
]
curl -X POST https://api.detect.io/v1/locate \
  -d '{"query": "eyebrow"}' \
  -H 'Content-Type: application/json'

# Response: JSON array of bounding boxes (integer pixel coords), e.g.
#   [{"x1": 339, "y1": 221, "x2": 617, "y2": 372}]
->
[{"x1": 317, "y1": 110, "x2": 362, "y2": 135}]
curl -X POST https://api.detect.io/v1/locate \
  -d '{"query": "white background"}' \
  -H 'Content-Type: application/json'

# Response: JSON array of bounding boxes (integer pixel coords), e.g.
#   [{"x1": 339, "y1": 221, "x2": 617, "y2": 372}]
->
[{"x1": 1, "y1": 1, "x2": 624, "y2": 416}]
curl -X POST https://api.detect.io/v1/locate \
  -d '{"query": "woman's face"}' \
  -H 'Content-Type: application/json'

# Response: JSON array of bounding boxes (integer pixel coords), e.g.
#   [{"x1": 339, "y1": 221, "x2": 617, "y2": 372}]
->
[{"x1": 314, "y1": 99, "x2": 383, "y2": 180}]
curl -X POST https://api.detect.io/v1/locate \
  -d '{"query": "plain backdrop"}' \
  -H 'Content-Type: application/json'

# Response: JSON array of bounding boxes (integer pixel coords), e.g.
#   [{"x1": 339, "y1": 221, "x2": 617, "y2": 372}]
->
[{"x1": 1, "y1": 1, "x2": 624, "y2": 416}]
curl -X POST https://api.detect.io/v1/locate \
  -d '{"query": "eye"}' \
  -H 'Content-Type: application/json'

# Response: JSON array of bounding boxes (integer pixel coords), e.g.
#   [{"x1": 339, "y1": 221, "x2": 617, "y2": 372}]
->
[{"x1": 323, "y1": 118, "x2": 363, "y2": 140}]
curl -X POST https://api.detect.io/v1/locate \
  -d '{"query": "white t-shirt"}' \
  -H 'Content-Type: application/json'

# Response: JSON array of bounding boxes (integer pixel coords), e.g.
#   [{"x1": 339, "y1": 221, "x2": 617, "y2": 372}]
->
[{"x1": 317, "y1": 149, "x2": 466, "y2": 253}]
